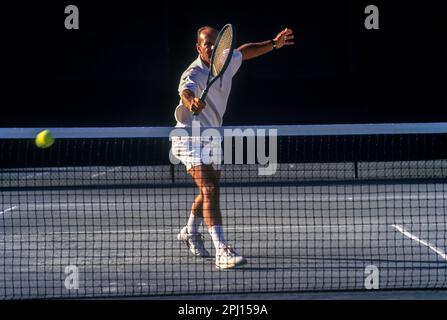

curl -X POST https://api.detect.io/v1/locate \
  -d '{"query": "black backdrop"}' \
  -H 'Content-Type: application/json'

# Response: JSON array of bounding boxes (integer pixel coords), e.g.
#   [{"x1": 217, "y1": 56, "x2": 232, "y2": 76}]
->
[{"x1": 1, "y1": 1, "x2": 445, "y2": 127}]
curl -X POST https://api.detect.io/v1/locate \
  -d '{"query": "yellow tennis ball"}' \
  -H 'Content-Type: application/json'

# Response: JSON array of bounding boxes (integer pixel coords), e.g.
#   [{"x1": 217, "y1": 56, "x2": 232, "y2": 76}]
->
[{"x1": 35, "y1": 130, "x2": 55, "y2": 149}]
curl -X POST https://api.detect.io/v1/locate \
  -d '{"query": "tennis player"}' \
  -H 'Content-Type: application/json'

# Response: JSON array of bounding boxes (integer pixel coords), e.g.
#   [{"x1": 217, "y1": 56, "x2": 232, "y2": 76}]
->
[{"x1": 173, "y1": 26, "x2": 294, "y2": 269}]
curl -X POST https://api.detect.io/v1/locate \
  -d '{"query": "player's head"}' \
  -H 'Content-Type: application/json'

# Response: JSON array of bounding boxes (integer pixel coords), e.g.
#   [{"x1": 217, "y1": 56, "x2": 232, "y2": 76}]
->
[{"x1": 196, "y1": 26, "x2": 218, "y2": 67}]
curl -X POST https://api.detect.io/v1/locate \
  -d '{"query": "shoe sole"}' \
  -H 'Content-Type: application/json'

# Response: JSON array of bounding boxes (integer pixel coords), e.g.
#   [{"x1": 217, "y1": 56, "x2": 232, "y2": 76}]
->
[
  {"x1": 215, "y1": 258, "x2": 248, "y2": 270},
  {"x1": 177, "y1": 233, "x2": 186, "y2": 241}
]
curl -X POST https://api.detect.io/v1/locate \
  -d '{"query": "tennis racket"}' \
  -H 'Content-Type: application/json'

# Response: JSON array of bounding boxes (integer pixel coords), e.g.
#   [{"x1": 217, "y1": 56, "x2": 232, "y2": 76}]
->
[{"x1": 176, "y1": 24, "x2": 236, "y2": 121}]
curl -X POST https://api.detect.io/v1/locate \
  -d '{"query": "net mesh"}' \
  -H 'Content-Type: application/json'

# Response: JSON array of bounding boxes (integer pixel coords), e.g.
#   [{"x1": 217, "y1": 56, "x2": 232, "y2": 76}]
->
[
  {"x1": 211, "y1": 25, "x2": 233, "y2": 77},
  {"x1": 1, "y1": 124, "x2": 447, "y2": 299}
]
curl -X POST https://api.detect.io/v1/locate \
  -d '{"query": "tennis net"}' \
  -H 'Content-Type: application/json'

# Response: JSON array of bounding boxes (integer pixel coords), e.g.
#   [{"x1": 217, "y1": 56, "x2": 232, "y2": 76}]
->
[{"x1": 1, "y1": 123, "x2": 447, "y2": 299}]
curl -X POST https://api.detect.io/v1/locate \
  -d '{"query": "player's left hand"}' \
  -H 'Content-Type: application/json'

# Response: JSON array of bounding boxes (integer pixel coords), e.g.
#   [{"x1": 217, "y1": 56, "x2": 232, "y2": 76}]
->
[{"x1": 273, "y1": 28, "x2": 294, "y2": 49}]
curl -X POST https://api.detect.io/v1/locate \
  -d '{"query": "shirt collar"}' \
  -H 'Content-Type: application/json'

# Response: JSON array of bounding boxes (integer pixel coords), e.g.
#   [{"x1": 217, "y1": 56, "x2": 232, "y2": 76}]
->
[{"x1": 196, "y1": 55, "x2": 210, "y2": 71}]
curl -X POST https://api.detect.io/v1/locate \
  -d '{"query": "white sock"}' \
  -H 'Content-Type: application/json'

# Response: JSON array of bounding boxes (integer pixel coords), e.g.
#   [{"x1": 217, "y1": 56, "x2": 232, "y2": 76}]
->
[
  {"x1": 208, "y1": 225, "x2": 227, "y2": 251},
  {"x1": 187, "y1": 212, "x2": 201, "y2": 234}
]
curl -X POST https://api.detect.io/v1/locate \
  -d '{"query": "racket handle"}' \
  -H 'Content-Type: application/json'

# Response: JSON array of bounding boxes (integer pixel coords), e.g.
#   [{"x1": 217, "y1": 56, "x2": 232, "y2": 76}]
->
[
  {"x1": 193, "y1": 91, "x2": 208, "y2": 116},
  {"x1": 192, "y1": 98, "x2": 200, "y2": 115}
]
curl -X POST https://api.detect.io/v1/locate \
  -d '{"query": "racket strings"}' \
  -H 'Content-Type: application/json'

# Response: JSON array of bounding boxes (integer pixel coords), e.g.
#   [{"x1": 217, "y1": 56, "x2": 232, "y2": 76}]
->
[{"x1": 211, "y1": 27, "x2": 233, "y2": 77}]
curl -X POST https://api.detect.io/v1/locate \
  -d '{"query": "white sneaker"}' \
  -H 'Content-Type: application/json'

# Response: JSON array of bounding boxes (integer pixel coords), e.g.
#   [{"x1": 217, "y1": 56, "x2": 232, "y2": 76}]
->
[
  {"x1": 215, "y1": 246, "x2": 247, "y2": 269},
  {"x1": 177, "y1": 226, "x2": 210, "y2": 257}
]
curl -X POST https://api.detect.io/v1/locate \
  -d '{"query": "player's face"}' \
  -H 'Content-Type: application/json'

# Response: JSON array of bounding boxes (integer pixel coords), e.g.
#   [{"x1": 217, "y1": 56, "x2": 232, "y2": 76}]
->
[{"x1": 197, "y1": 29, "x2": 218, "y2": 67}]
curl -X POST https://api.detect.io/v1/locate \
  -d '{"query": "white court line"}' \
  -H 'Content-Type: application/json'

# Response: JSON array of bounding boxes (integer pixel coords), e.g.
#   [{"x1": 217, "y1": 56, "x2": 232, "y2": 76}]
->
[
  {"x1": 20, "y1": 169, "x2": 72, "y2": 179},
  {"x1": 1, "y1": 225, "x2": 335, "y2": 237},
  {"x1": 91, "y1": 166, "x2": 122, "y2": 178},
  {"x1": 0, "y1": 206, "x2": 18, "y2": 215},
  {"x1": 2, "y1": 222, "x2": 447, "y2": 239},
  {"x1": 16, "y1": 203, "x2": 134, "y2": 209},
  {"x1": 25, "y1": 172, "x2": 47, "y2": 179},
  {"x1": 0, "y1": 224, "x2": 364, "y2": 239},
  {"x1": 46, "y1": 225, "x2": 357, "y2": 235},
  {"x1": 261, "y1": 193, "x2": 447, "y2": 202},
  {"x1": 392, "y1": 224, "x2": 447, "y2": 261},
  {"x1": 8, "y1": 193, "x2": 444, "y2": 207}
]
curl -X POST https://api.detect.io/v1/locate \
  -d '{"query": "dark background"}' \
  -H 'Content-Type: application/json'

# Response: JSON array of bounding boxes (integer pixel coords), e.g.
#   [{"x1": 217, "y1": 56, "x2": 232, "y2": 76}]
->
[{"x1": 1, "y1": 1, "x2": 445, "y2": 127}]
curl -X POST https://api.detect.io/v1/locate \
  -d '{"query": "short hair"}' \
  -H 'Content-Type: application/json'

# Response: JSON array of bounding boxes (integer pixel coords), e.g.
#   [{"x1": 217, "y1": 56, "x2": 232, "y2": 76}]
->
[{"x1": 196, "y1": 26, "x2": 218, "y2": 44}]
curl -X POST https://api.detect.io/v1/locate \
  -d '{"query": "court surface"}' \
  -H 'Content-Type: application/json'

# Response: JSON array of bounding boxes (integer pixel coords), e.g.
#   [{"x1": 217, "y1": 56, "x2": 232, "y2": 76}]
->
[{"x1": 1, "y1": 167, "x2": 447, "y2": 299}]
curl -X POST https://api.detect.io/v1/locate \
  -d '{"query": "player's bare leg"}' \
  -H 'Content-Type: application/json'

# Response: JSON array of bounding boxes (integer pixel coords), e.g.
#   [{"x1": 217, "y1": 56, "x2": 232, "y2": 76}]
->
[
  {"x1": 189, "y1": 165, "x2": 222, "y2": 227},
  {"x1": 176, "y1": 168, "x2": 210, "y2": 257},
  {"x1": 189, "y1": 165, "x2": 246, "y2": 269}
]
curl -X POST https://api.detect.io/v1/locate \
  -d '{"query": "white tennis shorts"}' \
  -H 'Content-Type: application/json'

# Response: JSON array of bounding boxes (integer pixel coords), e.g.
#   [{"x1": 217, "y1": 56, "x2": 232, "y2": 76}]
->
[{"x1": 171, "y1": 135, "x2": 222, "y2": 171}]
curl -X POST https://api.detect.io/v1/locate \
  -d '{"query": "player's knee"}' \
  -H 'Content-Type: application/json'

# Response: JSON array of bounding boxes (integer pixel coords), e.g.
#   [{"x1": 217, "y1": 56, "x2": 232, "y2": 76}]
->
[{"x1": 201, "y1": 184, "x2": 218, "y2": 196}]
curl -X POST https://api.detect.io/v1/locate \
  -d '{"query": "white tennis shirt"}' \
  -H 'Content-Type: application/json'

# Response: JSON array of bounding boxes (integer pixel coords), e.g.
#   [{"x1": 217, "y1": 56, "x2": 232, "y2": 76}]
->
[{"x1": 174, "y1": 50, "x2": 243, "y2": 127}]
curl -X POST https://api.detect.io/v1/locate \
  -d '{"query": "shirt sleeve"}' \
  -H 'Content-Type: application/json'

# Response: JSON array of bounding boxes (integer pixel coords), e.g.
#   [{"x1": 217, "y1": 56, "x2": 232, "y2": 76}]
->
[
  {"x1": 178, "y1": 68, "x2": 201, "y2": 98},
  {"x1": 229, "y1": 50, "x2": 243, "y2": 77}
]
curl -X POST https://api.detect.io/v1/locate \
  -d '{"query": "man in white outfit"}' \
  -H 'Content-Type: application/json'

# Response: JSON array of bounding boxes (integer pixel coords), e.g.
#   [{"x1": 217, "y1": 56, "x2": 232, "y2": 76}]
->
[{"x1": 173, "y1": 25, "x2": 294, "y2": 269}]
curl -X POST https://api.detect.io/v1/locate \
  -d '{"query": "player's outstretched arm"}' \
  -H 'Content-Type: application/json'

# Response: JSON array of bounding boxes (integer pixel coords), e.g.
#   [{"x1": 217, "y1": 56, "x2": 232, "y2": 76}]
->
[{"x1": 237, "y1": 28, "x2": 294, "y2": 61}]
